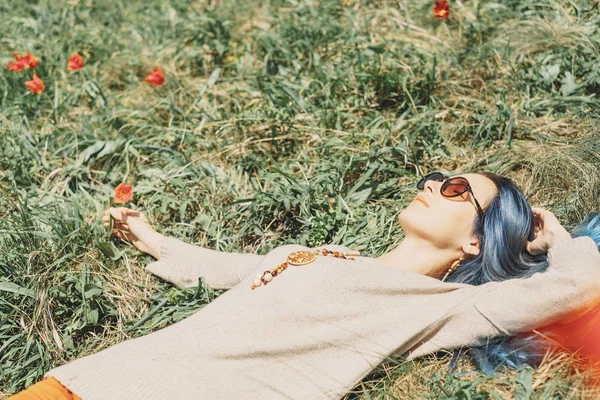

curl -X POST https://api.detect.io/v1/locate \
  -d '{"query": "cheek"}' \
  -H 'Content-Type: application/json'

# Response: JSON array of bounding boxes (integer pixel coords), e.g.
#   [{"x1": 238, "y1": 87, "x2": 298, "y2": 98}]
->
[
  {"x1": 399, "y1": 201, "x2": 475, "y2": 246},
  {"x1": 436, "y1": 201, "x2": 477, "y2": 235}
]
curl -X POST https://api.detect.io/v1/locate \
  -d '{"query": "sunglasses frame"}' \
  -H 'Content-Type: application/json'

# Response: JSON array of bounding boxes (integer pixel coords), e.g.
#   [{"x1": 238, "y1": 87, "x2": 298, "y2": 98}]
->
[{"x1": 416, "y1": 172, "x2": 485, "y2": 222}]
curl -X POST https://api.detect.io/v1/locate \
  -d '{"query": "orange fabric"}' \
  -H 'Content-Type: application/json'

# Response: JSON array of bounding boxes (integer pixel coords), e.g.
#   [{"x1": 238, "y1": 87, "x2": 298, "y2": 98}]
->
[
  {"x1": 8, "y1": 377, "x2": 82, "y2": 400},
  {"x1": 537, "y1": 304, "x2": 600, "y2": 385}
]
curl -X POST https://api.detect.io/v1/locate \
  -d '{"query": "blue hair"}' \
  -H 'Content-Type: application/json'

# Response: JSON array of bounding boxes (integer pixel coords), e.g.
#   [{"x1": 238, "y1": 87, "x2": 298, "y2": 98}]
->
[{"x1": 443, "y1": 172, "x2": 600, "y2": 374}]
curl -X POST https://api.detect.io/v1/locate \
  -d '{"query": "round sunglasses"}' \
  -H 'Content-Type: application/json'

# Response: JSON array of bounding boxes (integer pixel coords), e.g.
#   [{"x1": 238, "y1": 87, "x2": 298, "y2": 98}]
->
[{"x1": 416, "y1": 172, "x2": 485, "y2": 221}]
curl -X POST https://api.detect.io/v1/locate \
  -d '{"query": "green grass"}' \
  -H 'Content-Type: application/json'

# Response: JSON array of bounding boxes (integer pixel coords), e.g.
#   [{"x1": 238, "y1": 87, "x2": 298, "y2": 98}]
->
[{"x1": 1, "y1": 0, "x2": 600, "y2": 397}]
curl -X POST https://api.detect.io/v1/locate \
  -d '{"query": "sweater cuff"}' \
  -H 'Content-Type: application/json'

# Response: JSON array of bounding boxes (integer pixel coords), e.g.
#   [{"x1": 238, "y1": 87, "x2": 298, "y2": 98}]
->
[
  {"x1": 144, "y1": 237, "x2": 200, "y2": 288},
  {"x1": 158, "y1": 236, "x2": 184, "y2": 264}
]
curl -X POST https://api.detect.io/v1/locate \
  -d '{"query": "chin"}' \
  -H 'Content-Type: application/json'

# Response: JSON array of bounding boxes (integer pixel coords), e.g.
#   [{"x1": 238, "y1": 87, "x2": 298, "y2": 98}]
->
[
  {"x1": 398, "y1": 207, "x2": 417, "y2": 232},
  {"x1": 398, "y1": 206, "x2": 436, "y2": 241}
]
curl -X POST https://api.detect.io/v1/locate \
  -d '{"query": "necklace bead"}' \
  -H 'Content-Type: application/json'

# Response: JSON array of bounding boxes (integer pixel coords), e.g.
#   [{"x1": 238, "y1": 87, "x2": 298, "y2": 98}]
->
[{"x1": 251, "y1": 248, "x2": 360, "y2": 290}]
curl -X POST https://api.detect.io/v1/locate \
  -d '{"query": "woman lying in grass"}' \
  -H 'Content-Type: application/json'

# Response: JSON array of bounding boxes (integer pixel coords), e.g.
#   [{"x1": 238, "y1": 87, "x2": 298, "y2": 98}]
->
[{"x1": 11, "y1": 171, "x2": 600, "y2": 400}]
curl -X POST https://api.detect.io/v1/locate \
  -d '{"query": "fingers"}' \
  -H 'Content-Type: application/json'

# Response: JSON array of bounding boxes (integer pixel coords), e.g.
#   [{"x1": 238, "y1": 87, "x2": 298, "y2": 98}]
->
[
  {"x1": 531, "y1": 207, "x2": 545, "y2": 220},
  {"x1": 109, "y1": 207, "x2": 129, "y2": 221},
  {"x1": 527, "y1": 206, "x2": 570, "y2": 252},
  {"x1": 102, "y1": 214, "x2": 130, "y2": 230},
  {"x1": 530, "y1": 207, "x2": 561, "y2": 228},
  {"x1": 103, "y1": 210, "x2": 131, "y2": 232},
  {"x1": 114, "y1": 223, "x2": 130, "y2": 231},
  {"x1": 111, "y1": 225, "x2": 133, "y2": 239},
  {"x1": 114, "y1": 232, "x2": 134, "y2": 243},
  {"x1": 103, "y1": 207, "x2": 149, "y2": 242},
  {"x1": 531, "y1": 207, "x2": 548, "y2": 223},
  {"x1": 531, "y1": 207, "x2": 554, "y2": 220},
  {"x1": 113, "y1": 230, "x2": 127, "y2": 240},
  {"x1": 531, "y1": 207, "x2": 558, "y2": 220},
  {"x1": 107, "y1": 207, "x2": 146, "y2": 222},
  {"x1": 105, "y1": 221, "x2": 130, "y2": 231}
]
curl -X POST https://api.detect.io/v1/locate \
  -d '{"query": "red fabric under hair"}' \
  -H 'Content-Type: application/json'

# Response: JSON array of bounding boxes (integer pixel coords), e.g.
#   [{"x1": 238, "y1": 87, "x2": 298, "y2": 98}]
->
[{"x1": 536, "y1": 304, "x2": 600, "y2": 384}]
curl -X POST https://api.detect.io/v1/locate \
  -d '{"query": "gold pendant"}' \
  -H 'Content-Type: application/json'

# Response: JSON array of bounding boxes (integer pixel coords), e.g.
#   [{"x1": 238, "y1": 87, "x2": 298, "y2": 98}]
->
[{"x1": 286, "y1": 251, "x2": 317, "y2": 266}]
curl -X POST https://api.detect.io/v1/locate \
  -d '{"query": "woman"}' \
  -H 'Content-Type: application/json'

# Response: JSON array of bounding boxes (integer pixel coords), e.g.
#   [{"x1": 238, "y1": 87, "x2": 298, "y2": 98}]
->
[{"x1": 11, "y1": 171, "x2": 600, "y2": 400}]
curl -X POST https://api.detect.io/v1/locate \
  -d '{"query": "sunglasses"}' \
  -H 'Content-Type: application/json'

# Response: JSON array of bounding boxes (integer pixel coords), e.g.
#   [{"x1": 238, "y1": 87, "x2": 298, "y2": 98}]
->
[{"x1": 416, "y1": 172, "x2": 485, "y2": 221}]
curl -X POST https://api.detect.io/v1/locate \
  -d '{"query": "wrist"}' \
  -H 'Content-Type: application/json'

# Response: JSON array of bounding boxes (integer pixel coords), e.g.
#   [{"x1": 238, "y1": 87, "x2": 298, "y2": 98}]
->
[
  {"x1": 549, "y1": 232, "x2": 572, "y2": 249},
  {"x1": 148, "y1": 232, "x2": 164, "y2": 260}
]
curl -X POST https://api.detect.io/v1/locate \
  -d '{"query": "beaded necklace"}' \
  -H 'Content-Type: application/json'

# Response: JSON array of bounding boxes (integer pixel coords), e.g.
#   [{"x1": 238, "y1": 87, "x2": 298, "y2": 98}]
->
[{"x1": 250, "y1": 249, "x2": 361, "y2": 290}]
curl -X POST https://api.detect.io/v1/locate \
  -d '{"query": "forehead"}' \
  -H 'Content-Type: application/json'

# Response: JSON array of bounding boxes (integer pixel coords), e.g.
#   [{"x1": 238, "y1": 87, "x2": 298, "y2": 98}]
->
[{"x1": 452, "y1": 173, "x2": 498, "y2": 206}]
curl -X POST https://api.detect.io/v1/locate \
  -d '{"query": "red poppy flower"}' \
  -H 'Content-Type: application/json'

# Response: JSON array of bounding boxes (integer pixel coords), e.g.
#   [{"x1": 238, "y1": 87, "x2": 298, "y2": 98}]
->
[
  {"x1": 145, "y1": 67, "x2": 165, "y2": 86},
  {"x1": 8, "y1": 60, "x2": 24, "y2": 72},
  {"x1": 19, "y1": 53, "x2": 39, "y2": 68},
  {"x1": 25, "y1": 74, "x2": 45, "y2": 94},
  {"x1": 67, "y1": 53, "x2": 84, "y2": 71},
  {"x1": 433, "y1": 0, "x2": 450, "y2": 19},
  {"x1": 7, "y1": 52, "x2": 38, "y2": 71},
  {"x1": 114, "y1": 183, "x2": 134, "y2": 203}
]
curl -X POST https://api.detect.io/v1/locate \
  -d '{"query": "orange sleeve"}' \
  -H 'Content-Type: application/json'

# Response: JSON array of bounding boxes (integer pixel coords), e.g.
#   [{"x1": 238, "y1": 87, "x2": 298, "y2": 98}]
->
[{"x1": 7, "y1": 377, "x2": 82, "y2": 400}]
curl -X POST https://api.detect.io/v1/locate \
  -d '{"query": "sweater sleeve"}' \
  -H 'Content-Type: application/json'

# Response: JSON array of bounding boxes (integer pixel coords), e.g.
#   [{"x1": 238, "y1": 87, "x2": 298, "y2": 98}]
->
[
  {"x1": 472, "y1": 236, "x2": 600, "y2": 336},
  {"x1": 406, "y1": 236, "x2": 600, "y2": 360},
  {"x1": 144, "y1": 236, "x2": 265, "y2": 290}
]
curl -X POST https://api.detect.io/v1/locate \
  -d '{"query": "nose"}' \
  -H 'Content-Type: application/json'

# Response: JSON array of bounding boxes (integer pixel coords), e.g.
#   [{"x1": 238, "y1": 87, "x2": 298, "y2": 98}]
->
[{"x1": 423, "y1": 179, "x2": 438, "y2": 195}]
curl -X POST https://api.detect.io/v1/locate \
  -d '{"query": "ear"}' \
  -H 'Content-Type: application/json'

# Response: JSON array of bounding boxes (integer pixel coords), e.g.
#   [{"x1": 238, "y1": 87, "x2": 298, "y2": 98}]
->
[{"x1": 462, "y1": 238, "x2": 480, "y2": 256}]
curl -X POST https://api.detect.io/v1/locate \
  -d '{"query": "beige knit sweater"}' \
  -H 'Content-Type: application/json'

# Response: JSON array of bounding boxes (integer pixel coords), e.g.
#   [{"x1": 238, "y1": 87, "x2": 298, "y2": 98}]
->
[{"x1": 47, "y1": 236, "x2": 600, "y2": 399}]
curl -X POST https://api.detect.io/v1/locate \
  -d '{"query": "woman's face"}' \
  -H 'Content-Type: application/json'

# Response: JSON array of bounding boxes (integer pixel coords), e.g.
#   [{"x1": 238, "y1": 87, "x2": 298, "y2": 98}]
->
[{"x1": 399, "y1": 173, "x2": 498, "y2": 254}]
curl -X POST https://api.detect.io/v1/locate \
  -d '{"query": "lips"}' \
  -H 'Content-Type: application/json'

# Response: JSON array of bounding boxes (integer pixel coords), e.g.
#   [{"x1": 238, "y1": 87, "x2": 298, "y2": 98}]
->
[{"x1": 415, "y1": 195, "x2": 429, "y2": 206}]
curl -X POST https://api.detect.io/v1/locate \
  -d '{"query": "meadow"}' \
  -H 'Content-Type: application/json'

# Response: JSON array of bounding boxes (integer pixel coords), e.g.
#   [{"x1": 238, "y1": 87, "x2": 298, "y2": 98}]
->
[{"x1": 1, "y1": 0, "x2": 600, "y2": 398}]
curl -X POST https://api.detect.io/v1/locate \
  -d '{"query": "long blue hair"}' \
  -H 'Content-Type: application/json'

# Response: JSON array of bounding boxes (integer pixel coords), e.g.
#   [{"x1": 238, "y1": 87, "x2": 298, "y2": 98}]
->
[{"x1": 443, "y1": 171, "x2": 600, "y2": 373}]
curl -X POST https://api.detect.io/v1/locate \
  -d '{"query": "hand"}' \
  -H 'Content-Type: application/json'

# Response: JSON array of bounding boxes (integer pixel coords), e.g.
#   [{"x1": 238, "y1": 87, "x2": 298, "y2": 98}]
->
[
  {"x1": 102, "y1": 207, "x2": 164, "y2": 260},
  {"x1": 526, "y1": 207, "x2": 572, "y2": 255}
]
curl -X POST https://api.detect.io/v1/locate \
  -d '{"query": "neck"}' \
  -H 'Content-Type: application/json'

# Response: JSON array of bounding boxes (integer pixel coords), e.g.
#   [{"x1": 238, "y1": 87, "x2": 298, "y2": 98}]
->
[{"x1": 376, "y1": 236, "x2": 456, "y2": 278}]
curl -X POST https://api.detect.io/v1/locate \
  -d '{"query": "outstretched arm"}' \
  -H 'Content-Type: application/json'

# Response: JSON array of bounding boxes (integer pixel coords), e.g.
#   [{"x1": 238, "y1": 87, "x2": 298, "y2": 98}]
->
[
  {"x1": 145, "y1": 236, "x2": 264, "y2": 289},
  {"x1": 104, "y1": 207, "x2": 265, "y2": 289}
]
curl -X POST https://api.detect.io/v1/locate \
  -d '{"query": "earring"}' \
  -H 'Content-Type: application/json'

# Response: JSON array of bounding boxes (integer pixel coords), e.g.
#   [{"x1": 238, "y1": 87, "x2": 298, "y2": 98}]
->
[{"x1": 441, "y1": 254, "x2": 464, "y2": 282}]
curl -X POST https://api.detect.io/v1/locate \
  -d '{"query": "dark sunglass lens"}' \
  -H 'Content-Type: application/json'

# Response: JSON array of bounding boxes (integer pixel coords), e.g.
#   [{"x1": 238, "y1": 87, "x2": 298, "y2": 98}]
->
[{"x1": 441, "y1": 178, "x2": 469, "y2": 197}]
